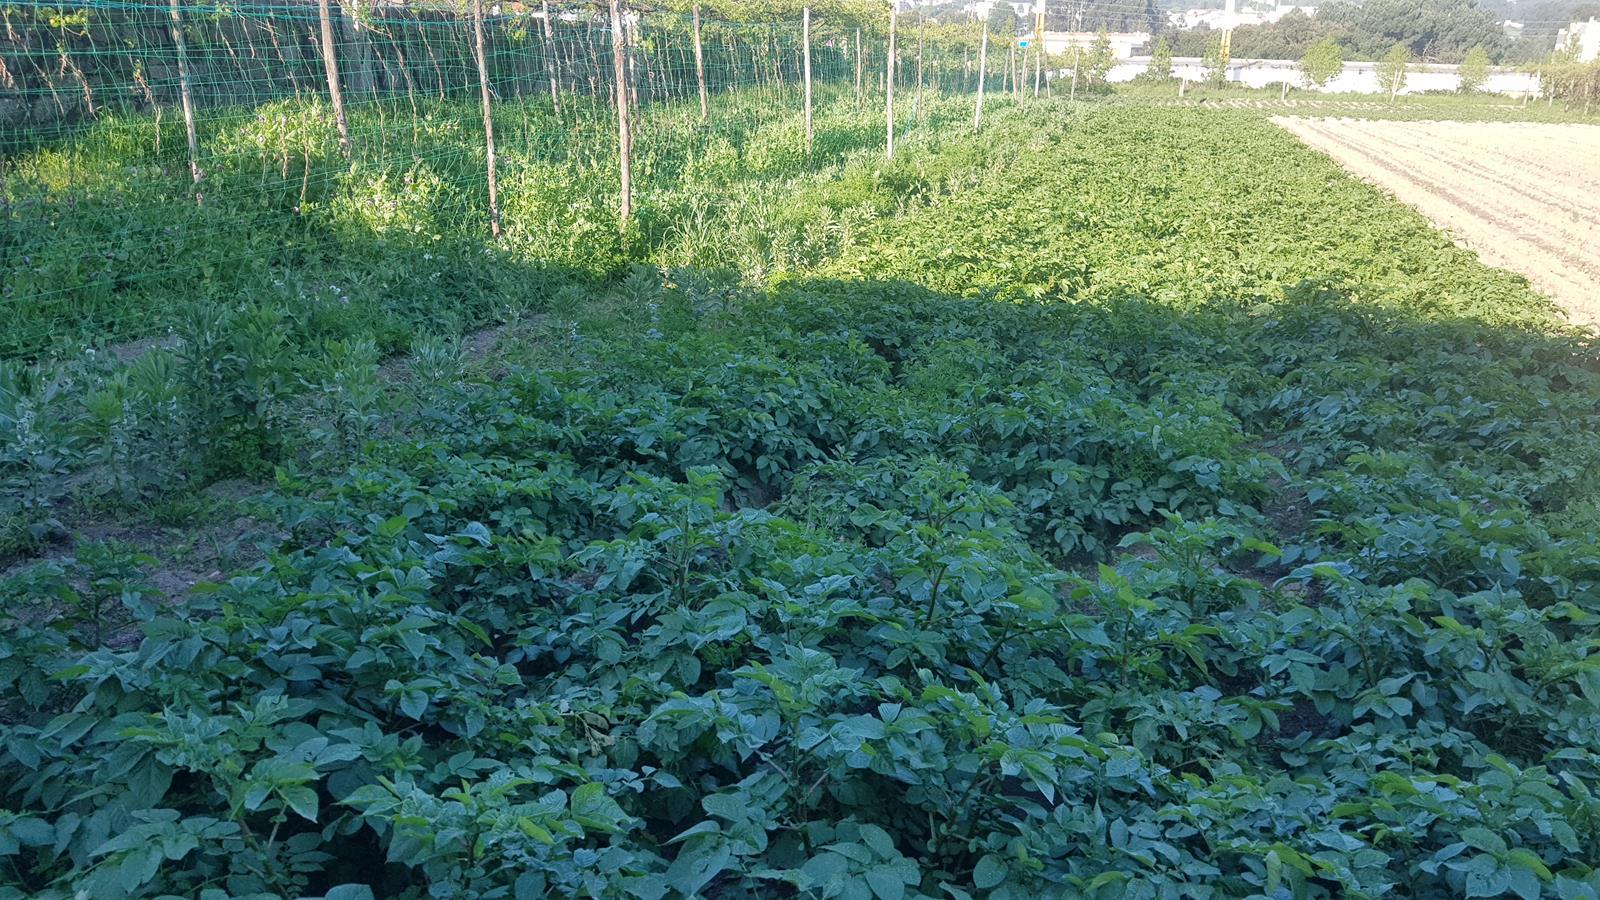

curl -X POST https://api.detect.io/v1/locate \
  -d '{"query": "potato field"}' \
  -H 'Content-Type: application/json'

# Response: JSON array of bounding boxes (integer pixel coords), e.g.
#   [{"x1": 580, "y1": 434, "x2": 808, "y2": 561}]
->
[
  {"x1": 1274, "y1": 118, "x2": 1600, "y2": 324},
  {"x1": 4, "y1": 11, "x2": 1600, "y2": 899}
]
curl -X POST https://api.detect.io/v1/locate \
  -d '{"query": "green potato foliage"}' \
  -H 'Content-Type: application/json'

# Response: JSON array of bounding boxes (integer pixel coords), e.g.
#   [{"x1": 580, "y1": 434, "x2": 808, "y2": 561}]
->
[{"x1": 3, "y1": 99, "x2": 1600, "y2": 900}]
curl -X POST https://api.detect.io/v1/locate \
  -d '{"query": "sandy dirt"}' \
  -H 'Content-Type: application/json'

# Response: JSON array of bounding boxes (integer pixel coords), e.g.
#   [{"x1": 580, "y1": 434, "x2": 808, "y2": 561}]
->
[{"x1": 1272, "y1": 117, "x2": 1600, "y2": 325}]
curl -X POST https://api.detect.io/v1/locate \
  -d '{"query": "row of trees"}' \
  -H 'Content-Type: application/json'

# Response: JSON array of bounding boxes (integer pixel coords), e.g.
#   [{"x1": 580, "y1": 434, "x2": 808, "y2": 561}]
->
[
  {"x1": 1296, "y1": 37, "x2": 1491, "y2": 93},
  {"x1": 1134, "y1": 33, "x2": 1493, "y2": 97},
  {"x1": 1166, "y1": 0, "x2": 1510, "y2": 64}
]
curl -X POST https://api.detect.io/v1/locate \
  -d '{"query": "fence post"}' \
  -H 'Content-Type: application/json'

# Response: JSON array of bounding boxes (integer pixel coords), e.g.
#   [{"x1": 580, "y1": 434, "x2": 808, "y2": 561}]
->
[
  {"x1": 693, "y1": 4, "x2": 708, "y2": 121},
  {"x1": 626, "y1": 7, "x2": 640, "y2": 108},
  {"x1": 542, "y1": 0, "x2": 561, "y2": 117},
  {"x1": 855, "y1": 28, "x2": 863, "y2": 108},
  {"x1": 914, "y1": 20, "x2": 924, "y2": 123},
  {"x1": 471, "y1": 0, "x2": 500, "y2": 238},
  {"x1": 317, "y1": 0, "x2": 351, "y2": 155},
  {"x1": 975, "y1": 23, "x2": 987, "y2": 131},
  {"x1": 1033, "y1": 2, "x2": 1043, "y2": 99},
  {"x1": 803, "y1": 6, "x2": 814, "y2": 154},
  {"x1": 609, "y1": 0, "x2": 633, "y2": 224},
  {"x1": 885, "y1": 1, "x2": 897, "y2": 160},
  {"x1": 166, "y1": 0, "x2": 202, "y2": 186},
  {"x1": 1007, "y1": 40, "x2": 1016, "y2": 97}
]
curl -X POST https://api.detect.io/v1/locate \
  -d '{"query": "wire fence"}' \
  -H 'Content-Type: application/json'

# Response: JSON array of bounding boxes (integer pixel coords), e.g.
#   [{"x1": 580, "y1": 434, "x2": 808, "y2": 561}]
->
[{"x1": 1, "y1": 1, "x2": 1029, "y2": 357}]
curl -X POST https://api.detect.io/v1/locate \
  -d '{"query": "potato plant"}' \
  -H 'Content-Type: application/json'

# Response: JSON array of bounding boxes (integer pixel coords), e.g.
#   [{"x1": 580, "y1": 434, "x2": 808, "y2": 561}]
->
[{"x1": 2, "y1": 103, "x2": 1600, "y2": 899}]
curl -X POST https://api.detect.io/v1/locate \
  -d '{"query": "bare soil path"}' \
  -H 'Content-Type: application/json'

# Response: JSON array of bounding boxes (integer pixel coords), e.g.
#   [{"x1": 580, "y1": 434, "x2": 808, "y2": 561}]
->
[{"x1": 1273, "y1": 117, "x2": 1600, "y2": 325}]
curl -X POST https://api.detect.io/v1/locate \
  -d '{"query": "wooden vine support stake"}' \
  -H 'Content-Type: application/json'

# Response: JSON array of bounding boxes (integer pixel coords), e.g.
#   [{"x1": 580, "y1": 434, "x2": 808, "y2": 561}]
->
[
  {"x1": 693, "y1": 4, "x2": 708, "y2": 121},
  {"x1": 1033, "y1": 0, "x2": 1044, "y2": 98},
  {"x1": 803, "y1": 6, "x2": 814, "y2": 154},
  {"x1": 609, "y1": 0, "x2": 633, "y2": 224},
  {"x1": 626, "y1": 7, "x2": 639, "y2": 109},
  {"x1": 974, "y1": 22, "x2": 988, "y2": 132},
  {"x1": 1008, "y1": 40, "x2": 1017, "y2": 98},
  {"x1": 885, "y1": 1, "x2": 897, "y2": 161},
  {"x1": 914, "y1": 19, "x2": 924, "y2": 123},
  {"x1": 317, "y1": 0, "x2": 351, "y2": 156},
  {"x1": 471, "y1": 0, "x2": 499, "y2": 238},
  {"x1": 855, "y1": 28, "x2": 863, "y2": 109},
  {"x1": 542, "y1": 0, "x2": 561, "y2": 118},
  {"x1": 167, "y1": 0, "x2": 201, "y2": 188}
]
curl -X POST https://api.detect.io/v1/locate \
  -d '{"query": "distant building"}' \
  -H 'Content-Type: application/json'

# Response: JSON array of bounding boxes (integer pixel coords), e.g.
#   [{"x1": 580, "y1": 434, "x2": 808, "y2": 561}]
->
[
  {"x1": 1555, "y1": 18, "x2": 1600, "y2": 61},
  {"x1": 966, "y1": 1, "x2": 1035, "y2": 17},
  {"x1": 1025, "y1": 30, "x2": 1152, "y2": 58},
  {"x1": 1170, "y1": 0, "x2": 1316, "y2": 31},
  {"x1": 1502, "y1": 20, "x2": 1525, "y2": 40}
]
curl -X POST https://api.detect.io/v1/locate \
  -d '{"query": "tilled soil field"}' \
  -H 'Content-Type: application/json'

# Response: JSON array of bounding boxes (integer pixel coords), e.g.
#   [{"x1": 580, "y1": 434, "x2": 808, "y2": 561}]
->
[{"x1": 1273, "y1": 117, "x2": 1600, "y2": 324}]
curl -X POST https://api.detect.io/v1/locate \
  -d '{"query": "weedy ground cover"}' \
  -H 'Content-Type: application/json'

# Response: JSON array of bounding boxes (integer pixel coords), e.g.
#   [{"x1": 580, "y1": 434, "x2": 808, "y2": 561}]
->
[
  {"x1": 3, "y1": 98, "x2": 1600, "y2": 899},
  {"x1": 1109, "y1": 81, "x2": 1600, "y2": 123},
  {"x1": 1, "y1": 86, "x2": 976, "y2": 359}
]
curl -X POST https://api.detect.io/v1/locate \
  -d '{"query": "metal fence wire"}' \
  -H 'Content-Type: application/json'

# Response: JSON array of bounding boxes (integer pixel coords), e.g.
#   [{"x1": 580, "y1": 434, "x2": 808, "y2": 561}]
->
[{"x1": 1, "y1": 0, "x2": 1018, "y2": 357}]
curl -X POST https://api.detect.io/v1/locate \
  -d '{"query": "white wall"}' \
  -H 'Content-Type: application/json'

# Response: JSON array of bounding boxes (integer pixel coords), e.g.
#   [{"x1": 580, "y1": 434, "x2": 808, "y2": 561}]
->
[
  {"x1": 1038, "y1": 32, "x2": 1152, "y2": 59},
  {"x1": 1102, "y1": 57, "x2": 1542, "y2": 96}
]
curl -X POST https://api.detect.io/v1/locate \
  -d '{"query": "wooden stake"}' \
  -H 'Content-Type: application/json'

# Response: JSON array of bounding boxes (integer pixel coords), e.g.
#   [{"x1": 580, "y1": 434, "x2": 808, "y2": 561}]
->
[
  {"x1": 914, "y1": 21, "x2": 924, "y2": 123},
  {"x1": 167, "y1": 0, "x2": 201, "y2": 186},
  {"x1": 1033, "y1": 2, "x2": 1044, "y2": 98},
  {"x1": 855, "y1": 28, "x2": 863, "y2": 108},
  {"x1": 471, "y1": 0, "x2": 499, "y2": 238},
  {"x1": 803, "y1": 6, "x2": 814, "y2": 154},
  {"x1": 975, "y1": 23, "x2": 988, "y2": 131},
  {"x1": 609, "y1": 0, "x2": 632, "y2": 223},
  {"x1": 542, "y1": 0, "x2": 561, "y2": 117},
  {"x1": 626, "y1": 7, "x2": 639, "y2": 108},
  {"x1": 886, "y1": 1, "x2": 897, "y2": 160},
  {"x1": 317, "y1": 0, "x2": 351, "y2": 156},
  {"x1": 1007, "y1": 41, "x2": 1016, "y2": 97},
  {"x1": 693, "y1": 3, "x2": 708, "y2": 121}
]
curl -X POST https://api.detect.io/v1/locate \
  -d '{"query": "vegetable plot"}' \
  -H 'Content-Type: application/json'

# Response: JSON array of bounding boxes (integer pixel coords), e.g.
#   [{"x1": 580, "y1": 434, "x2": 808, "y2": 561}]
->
[{"x1": 3, "y1": 107, "x2": 1600, "y2": 899}]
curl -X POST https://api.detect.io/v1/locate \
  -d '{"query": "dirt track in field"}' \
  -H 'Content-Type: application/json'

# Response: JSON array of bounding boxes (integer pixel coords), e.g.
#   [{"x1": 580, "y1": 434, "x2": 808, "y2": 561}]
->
[{"x1": 1272, "y1": 117, "x2": 1600, "y2": 325}]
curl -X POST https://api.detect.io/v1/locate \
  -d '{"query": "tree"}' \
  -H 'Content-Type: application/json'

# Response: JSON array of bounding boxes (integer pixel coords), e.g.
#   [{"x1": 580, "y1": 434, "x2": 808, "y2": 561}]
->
[
  {"x1": 986, "y1": 4, "x2": 1018, "y2": 38},
  {"x1": 1148, "y1": 35, "x2": 1173, "y2": 81},
  {"x1": 1377, "y1": 41, "x2": 1410, "y2": 99},
  {"x1": 1317, "y1": 0, "x2": 1505, "y2": 61},
  {"x1": 1047, "y1": 0, "x2": 1162, "y2": 36},
  {"x1": 1183, "y1": 0, "x2": 1507, "y2": 63},
  {"x1": 1202, "y1": 36, "x2": 1228, "y2": 85},
  {"x1": 1084, "y1": 29, "x2": 1115, "y2": 84},
  {"x1": 1457, "y1": 43, "x2": 1489, "y2": 92},
  {"x1": 1300, "y1": 37, "x2": 1345, "y2": 88},
  {"x1": 1502, "y1": 0, "x2": 1600, "y2": 62}
]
